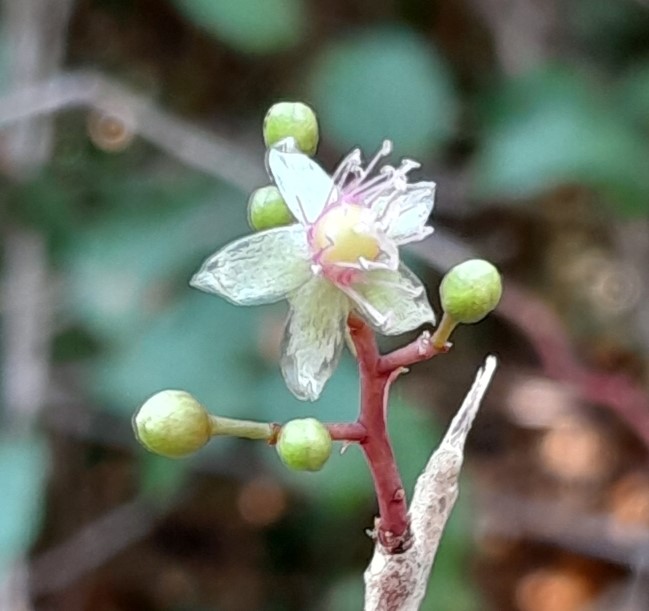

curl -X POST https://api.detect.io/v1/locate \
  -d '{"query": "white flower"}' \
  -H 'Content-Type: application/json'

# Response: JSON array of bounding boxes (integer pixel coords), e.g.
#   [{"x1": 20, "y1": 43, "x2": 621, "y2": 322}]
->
[{"x1": 191, "y1": 139, "x2": 436, "y2": 401}]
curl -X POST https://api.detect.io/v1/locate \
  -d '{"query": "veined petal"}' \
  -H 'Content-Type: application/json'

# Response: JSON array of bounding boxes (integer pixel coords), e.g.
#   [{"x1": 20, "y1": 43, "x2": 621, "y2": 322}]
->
[
  {"x1": 267, "y1": 142, "x2": 336, "y2": 224},
  {"x1": 346, "y1": 264, "x2": 436, "y2": 335},
  {"x1": 281, "y1": 277, "x2": 350, "y2": 401},
  {"x1": 376, "y1": 181, "x2": 436, "y2": 245},
  {"x1": 191, "y1": 225, "x2": 312, "y2": 306}
]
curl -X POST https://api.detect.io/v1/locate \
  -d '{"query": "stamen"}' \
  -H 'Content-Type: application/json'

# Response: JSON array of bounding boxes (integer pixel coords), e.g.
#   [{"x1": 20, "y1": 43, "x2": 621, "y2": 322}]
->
[
  {"x1": 396, "y1": 159, "x2": 420, "y2": 175},
  {"x1": 317, "y1": 149, "x2": 361, "y2": 216},
  {"x1": 347, "y1": 166, "x2": 396, "y2": 199},
  {"x1": 332, "y1": 149, "x2": 361, "y2": 185},
  {"x1": 345, "y1": 140, "x2": 393, "y2": 192},
  {"x1": 359, "y1": 140, "x2": 393, "y2": 180}
]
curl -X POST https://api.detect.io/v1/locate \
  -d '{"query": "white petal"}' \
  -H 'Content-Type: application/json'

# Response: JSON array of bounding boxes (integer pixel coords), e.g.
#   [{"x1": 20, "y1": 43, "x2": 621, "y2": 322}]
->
[
  {"x1": 191, "y1": 225, "x2": 312, "y2": 305},
  {"x1": 346, "y1": 264, "x2": 436, "y2": 335},
  {"x1": 377, "y1": 181, "x2": 435, "y2": 245},
  {"x1": 281, "y1": 277, "x2": 350, "y2": 401},
  {"x1": 267, "y1": 144, "x2": 336, "y2": 224}
]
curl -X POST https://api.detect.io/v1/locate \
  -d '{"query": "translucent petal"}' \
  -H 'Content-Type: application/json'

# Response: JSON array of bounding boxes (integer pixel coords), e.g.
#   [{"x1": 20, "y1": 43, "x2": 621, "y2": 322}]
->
[
  {"x1": 281, "y1": 277, "x2": 350, "y2": 401},
  {"x1": 347, "y1": 264, "x2": 436, "y2": 335},
  {"x1": 267, "y1": 144, "x2": 336, "y2": 224},
  {"x1": 376, "y1": 181, "x2": 436, "y2": 245},
  {"x1": 190, "y1": 225, "x2": 312, "y2": 306}
]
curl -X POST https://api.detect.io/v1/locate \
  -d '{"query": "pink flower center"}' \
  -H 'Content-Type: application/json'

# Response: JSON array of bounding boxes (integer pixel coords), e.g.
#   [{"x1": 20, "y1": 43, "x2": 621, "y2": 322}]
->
[{"x1": 311, "y1": 203, "x2": 380, "y2": 267}]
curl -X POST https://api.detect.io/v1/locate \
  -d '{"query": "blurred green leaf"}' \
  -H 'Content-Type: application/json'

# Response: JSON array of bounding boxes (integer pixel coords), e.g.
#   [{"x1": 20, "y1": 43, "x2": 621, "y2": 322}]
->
[
  {"x1": 619, "y1": 63, "x2": 649, "y2": 130},
  {"x1": 474, "y1": 67, "x2": 649, "y2": 216},
  {"x1": 310, "y1": 27, "x2": 457, "y2": 158},
  {"x1": 325, "y1": 575, "x2": 363, "y2": 609},
  {"x1": 93, "y1": 292, "x2": 258, "y2": 420},
  {"x1": 0, "y1": 436, "x2": 47, "y2": 576},
  {"x1": 5, "y1": 173, "x2": 78, "y2": 248},
  {"x1": 171, "y1": 0, "x2": 305, "y2": 54},
  {"x1": 63, "y1": 179, "x2": 246, "y2": 343}
]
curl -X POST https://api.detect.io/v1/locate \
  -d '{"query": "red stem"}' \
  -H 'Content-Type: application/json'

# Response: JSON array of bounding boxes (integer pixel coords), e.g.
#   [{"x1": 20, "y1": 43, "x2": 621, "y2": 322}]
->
[
  {"x1": 345, "y1": 315, "x2": 445, "y2": 553},
  {"x1": 326, "y1": 422, "x2": 367, "y2": 442},
  {"x1": 378, "y1": 329, "x2": 448, "y2": 373}
]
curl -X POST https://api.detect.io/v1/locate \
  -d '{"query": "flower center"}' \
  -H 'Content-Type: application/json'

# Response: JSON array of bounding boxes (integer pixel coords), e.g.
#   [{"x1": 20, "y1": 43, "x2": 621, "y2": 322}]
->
[{"x1": 312, "y1": 203, "x2": 380, "y2": 266}]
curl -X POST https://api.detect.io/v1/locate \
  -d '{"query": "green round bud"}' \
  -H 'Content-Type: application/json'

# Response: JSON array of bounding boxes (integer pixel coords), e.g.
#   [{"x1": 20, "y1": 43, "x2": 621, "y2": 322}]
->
[
  {"x1": 276, "y1": 418, "x2": 332, "y2": 471},
  {"x1": 248, "y1": 185, "x2": 295, "y2": 231},
  {"x1": 133, "y1": 390, "x2": 211, "y2": 458},
  {"x1": 439, "y1": 259, "x2": 503, "y2": 324},
  {"x1": 263, "y1": 101, "x2": 319, "y2": 155}
]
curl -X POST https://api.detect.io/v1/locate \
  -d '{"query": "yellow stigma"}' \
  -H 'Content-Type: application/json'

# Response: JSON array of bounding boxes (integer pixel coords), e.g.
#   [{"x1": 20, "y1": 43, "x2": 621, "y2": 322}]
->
[{"x1": 312, "y1": 203, "x2": 380, "y2": 265}]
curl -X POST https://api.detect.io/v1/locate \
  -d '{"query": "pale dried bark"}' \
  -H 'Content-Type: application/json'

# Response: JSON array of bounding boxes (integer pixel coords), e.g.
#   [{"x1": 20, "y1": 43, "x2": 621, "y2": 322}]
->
[{"x1": 363, "y1": 356, "x2": 497, "y2": 611}]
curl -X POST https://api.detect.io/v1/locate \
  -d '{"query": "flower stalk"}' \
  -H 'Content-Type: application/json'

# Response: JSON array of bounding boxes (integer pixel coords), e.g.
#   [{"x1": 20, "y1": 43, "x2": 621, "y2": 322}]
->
[
  {"x1": 346, "y1": 314, "x2": 448, "y2": 553},
  {"x1": 208, "y1": 415, "x2": 277, "y2": 441},
  {"x1": 430, "y1": 311, "x2": 457, "y2": 350}
]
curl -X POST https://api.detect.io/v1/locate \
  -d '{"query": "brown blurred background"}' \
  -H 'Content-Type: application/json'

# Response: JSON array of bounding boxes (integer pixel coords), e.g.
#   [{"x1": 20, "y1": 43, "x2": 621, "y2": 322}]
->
[{"x1": 2, "y1": 0, "x2": 649, "y2": 610}]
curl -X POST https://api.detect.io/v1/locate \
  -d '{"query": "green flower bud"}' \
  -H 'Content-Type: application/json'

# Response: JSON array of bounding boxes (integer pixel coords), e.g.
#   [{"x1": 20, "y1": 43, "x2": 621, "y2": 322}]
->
[
  {"x1": 263, "y1": 101, "x2": 319, "y2": 155},
  {"x1": 440, "y1": 259, "x2": 503, "y2": 324},
  {"x1": 248, "y1": 185, "x2": 295, "y2": 231},
  {"x1": 133, "y1": 390, "x2": 211, "y2": 458},
  {"x1": 276, "y1": 418, "x2": 332, "y2": 471}
]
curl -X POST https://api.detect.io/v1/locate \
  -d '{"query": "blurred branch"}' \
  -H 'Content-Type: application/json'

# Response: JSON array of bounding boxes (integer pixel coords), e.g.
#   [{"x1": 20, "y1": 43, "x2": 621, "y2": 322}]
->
[
  {"x1": 411, "y1": 239, "x2": 649, "y2": 451},
  {"x1": 0, "y1": 70, "x2": 264, "y2": 190},
  {"x1": 466, "y1": 0, "x2": 558, "y2": 74},
  {"x1": 1, "y1": 229, "x2": 52, "y2": 431},
  {"x1": 480, "y1": 491, "x2": 649, "y2": 573},
  {"x1": 1, "y1": 0, "x2": 74, "y2": 174},
  {"x1": 0, "y1": 0, "x2": 74, "y2": 608},
  {"x1": 501, "y1": 284, "x2": 649, "y2": 448},
  {"x1": 30, "y1": 498, "x2": 158, "y2": 597}
]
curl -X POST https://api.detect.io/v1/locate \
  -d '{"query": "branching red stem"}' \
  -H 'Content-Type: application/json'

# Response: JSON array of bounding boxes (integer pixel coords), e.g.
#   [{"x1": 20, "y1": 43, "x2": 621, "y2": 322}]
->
[
  {"x1": 346, "y1": 315, "x2": 444, "y2": 553},
  {"x1": 378, "y1": 329, "x2": 449, "y2": 373},
  {"x1": 326, "y1": 422, "x2": 367, "y2": 442}
]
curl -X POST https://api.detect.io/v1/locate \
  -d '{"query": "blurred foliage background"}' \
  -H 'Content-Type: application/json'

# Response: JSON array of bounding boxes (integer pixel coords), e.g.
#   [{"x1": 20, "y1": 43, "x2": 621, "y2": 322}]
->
[{"x1": 1, "y1": 0, "x2": 649, "y2": 610}]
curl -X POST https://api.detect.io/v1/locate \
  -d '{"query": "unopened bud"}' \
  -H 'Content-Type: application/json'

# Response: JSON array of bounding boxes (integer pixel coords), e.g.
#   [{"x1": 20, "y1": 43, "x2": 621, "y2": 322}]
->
[
  {"x1": 248, "y1": 185, "x2": 295, "y2": 231},
  {"x1": 276, "y1": 418, "x2": 332, "y2": 471},
  {"x1": 133, "y1": 390, "x2": 211, "y2": 458},
  {"x1": 263, "y1": 102, "x2": 319, "y2": 156},
  {"x1": 440, "y1": 259, "x2": 502, "y2": 324}
]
